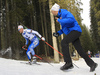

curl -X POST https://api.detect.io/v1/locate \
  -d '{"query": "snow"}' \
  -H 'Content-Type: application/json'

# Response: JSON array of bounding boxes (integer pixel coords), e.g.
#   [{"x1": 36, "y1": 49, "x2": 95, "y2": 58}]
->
[
  {"x1": 0, "y1": 47, "x2": 12, "y2": 57},
  {"x1": 0, "y1": 57, "x2": 99, "y2": 75}
]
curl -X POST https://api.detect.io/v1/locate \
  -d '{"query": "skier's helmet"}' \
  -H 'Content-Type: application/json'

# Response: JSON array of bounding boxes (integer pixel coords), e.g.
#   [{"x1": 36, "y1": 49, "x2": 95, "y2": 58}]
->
[{"x1": 18, "y1": 25, "x2": 23, "y2": 31}]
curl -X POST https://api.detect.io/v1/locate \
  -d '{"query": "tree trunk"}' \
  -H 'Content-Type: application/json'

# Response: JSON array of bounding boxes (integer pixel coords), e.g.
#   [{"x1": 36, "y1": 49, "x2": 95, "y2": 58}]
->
[
  {"x1": 43, "y1": 3, "x2": 49, "y2": 57},
  {"x1": 59, "y1": 25, "x2": 63, "y2": 57},
  {"x1": 32, "y1": 0, "x2": 40, "y2": 54},
  {"x1": 6, "y1": 0, "x2": 12, "y2": 58},
  {"x1": 38, "y1": 1, "x2": 46, "y2": 56},
  {"x1": 0, "y1": 0, "x2": 7, "y2": 50},
  {"x1": 0, "y1": 0, "x2": 2, "y2": 50},
  {"x1": 49, "y1": 0, "x2": 59, "y2": 63},
  {"x1": 75, "y1": 50, "x2": 79, "y2": 59}
]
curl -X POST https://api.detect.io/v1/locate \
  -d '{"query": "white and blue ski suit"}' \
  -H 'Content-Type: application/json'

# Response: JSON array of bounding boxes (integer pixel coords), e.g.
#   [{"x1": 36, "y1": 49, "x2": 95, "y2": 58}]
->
[{"x1": 22, "y1": 29, "x2": 42, "y2": 60}]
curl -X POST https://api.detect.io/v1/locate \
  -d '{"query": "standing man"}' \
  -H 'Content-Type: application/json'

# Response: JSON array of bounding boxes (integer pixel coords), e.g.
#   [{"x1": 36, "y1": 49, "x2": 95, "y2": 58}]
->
[
  {"x1": 51, "y1": 3, "x2": 98, "y2": 72},
  {"x1": 18, "y1": 25, "x2": 45, "y2": 64}
]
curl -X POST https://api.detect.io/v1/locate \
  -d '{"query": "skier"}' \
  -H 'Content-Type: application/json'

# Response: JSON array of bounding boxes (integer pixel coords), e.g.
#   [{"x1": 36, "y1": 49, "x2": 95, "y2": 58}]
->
[
  {"x1": 51, "y1": 3, "x2": 98, "y2": 72},
  {"x1": 18, "y1": 25, "x2": 45, "y2": 64},
  {"x1": 87, "y1": 50, "x2": 92, "y2": 57}
]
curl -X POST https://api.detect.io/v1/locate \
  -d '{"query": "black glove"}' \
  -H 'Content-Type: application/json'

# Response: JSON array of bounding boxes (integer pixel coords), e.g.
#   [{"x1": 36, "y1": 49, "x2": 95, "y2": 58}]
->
[{"x1": 53, "y1": 32, "x2": 59, "y2": 37}]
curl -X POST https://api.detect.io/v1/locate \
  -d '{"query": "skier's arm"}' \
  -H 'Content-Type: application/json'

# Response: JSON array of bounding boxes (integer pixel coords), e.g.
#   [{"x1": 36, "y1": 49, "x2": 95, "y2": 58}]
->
[
  {"x1": 31, "y1": 30, "x2": 45, "y2": 41},
  {"x1": 57, "y1": 29, "x2": 63, "y2": 35},
  {"x1": 32, "y1": 30, "x2": 42, "y2": 38},
  {"x1": 57, "y1": 12, "x2": 75, "y2": 27},
  {"x1": 25, "y1": 38, "x2": 29, "y2": 45},
  {"x1": 57, "y1": 18, "x2": 74, "y2": 25}
]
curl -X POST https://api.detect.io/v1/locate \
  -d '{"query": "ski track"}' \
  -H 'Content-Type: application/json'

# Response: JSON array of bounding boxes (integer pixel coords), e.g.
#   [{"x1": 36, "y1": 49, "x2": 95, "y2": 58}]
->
[{"x1": 0, "y1": 58, "x2": 99, "y2": 75}]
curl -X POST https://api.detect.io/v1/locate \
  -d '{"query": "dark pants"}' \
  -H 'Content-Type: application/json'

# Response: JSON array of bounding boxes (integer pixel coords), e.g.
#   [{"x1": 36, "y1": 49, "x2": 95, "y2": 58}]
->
[{"x1": 61, "y1": 31, "x2": 94, "y2": 67}]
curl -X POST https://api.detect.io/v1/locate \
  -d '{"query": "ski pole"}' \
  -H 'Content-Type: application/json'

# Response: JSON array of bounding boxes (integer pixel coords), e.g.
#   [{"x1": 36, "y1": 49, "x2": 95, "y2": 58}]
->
[
  {"x1": 22, "y1": 47, "x2": 53, "y2": 66},
  {"x1": 41, "y1": 40, "x2": 63, "y2": 56},
  {"x1": 73, "y1": 63, "x2": 79, "y2": 68},
  {"x1": 41, "y1": 40, "x2": 79, "y2": 68},
  {"x1": 34, "y1": 54, "x2": 53, "y2": 66}
]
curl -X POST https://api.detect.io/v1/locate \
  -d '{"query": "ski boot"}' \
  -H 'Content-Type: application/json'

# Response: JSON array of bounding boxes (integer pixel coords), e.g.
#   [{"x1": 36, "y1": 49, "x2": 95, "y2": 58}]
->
[
  {"x1": 28, "y1": 60, "x2": 32, "y2": 65},
  {"x1": 32, "y1": 56, "x2": 37, "y2": 64},
  {"x1": 90, "y1": 63, "x2": 98, "y2": 72},
  {"x1": 60, "y1": 62, "x2": 74, "y2": 70}
]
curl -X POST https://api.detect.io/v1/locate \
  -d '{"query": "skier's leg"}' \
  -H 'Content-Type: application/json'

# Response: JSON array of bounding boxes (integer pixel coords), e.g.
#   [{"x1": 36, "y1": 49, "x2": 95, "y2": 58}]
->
[
  {"x1": 60, "y1": 31, "x2": 81, "y2": 70},
  {"x1": 61, "y1": 31, "x2": 81, "y2": 63},
  {"x1": 28, "y1": 45, "x2": 36, "y2": 63},
  {"x1": 72, "y1": 38, "x2": 98, "y2": 71},
  {"x1": 28, "y1": 38, "x2": 39, "y2": 63},
  {"x1": 72, "y1": 38, "x2": 94, "y2": 66},
  {"x1": 29, "y1": 38, "x2": 39, "y2": 56},
  {"x1": 26, "y1": 49, "x2": 31, "y2": 62}
]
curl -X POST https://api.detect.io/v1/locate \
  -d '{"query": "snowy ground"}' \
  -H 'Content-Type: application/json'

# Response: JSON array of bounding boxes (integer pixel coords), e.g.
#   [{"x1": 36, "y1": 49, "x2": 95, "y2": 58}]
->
[{"x1": 0, "y1": 57, "x2": 99, "y2": 75}]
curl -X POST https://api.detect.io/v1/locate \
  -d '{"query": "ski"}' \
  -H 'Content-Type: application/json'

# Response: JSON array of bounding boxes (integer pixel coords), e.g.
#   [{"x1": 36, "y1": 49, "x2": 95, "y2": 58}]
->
[{"x1": 20, "y1": 62, "x2": 41, "y2": 65}]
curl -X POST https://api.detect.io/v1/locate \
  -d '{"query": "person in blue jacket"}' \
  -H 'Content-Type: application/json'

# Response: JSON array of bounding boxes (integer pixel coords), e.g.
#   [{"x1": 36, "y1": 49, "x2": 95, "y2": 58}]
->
[{"x1": 51, "y1": 3, "x2": 98, "y2": 72}]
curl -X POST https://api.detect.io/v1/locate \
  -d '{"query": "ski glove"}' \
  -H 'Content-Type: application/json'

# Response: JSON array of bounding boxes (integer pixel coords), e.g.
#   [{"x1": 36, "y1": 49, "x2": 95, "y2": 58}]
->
[
  {"x1": 41, "y1": 37, "x2": 45, "y2": 41},
  {"x1": 22, "y1": 45, "x2": 27, "y2": 50},
  {"x1": 53, "y1": 32, "x2": 59, "y2": 37}
]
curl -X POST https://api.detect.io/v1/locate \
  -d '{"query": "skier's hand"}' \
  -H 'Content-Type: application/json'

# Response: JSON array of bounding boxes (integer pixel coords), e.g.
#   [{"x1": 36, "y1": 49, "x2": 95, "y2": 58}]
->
[
  {"x1": 22, "y1": 45, "x2": 27, "y2": 50},
  {"x1": 55, "y1": 17, "x2": 58, "y2": 20},
  {"x1": 55, "y1": 17, "x2": 58, "y2": 22},
  {"x1": 24, "y1": 45, "x2": 27, "y2": 48},
  {"x1": 53, "y1": 32, "x2": 59, "y2": 37},
  {"x1": 41, "y1": 37, "x2": 45, "y2": 41}
]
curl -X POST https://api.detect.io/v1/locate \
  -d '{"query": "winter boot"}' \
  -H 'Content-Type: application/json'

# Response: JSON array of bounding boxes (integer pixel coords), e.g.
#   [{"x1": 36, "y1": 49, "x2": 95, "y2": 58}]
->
[
  {"x1": 60, "y1": 62, "x2": 74, "y2": 70},
  {"x1": 28, "y1": 60, "x2": 32, "y2": 65},
  {"x1": 90, "y1": 63, "x2": 98, "y2": 72},
  {"x1": 32, "y1": 56, "x2": 37, "y2": 64}
]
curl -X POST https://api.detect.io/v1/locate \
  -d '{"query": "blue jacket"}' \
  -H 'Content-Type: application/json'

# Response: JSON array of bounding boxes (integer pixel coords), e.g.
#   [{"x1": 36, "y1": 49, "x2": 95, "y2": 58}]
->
[{"x1": 57, "y1": 9, "x2": 82, "y2": 35}]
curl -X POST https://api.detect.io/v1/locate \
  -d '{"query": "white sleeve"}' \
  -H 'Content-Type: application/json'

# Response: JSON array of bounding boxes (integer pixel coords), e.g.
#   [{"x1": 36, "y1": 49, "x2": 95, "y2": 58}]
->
[{"x1": 32, "y1": 30, "x2": 42, "y2": 38}]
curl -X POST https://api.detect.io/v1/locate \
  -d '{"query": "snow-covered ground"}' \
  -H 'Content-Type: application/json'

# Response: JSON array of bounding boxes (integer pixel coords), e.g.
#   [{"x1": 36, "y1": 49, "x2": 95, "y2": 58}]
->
[{"x1": 0, "y1": 57, "x2": 99, "y2": 75}]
